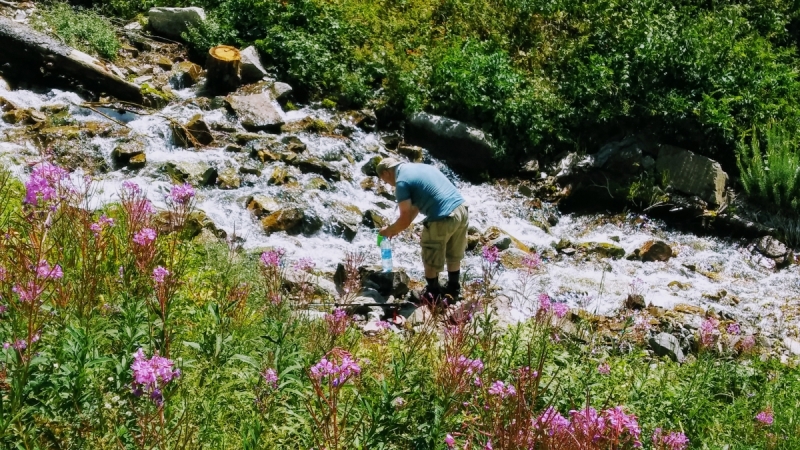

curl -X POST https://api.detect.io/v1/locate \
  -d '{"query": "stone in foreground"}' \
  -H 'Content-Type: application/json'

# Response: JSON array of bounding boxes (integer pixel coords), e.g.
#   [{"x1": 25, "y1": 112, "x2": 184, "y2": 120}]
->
[{"x1": 148, "y1": 7, "x2": 206, "y2": 40}]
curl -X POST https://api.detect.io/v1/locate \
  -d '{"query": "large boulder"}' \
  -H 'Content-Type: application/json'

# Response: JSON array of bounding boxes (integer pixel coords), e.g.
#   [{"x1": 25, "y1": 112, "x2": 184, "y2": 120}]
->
[
  {"x1": 246, "y1": 195, "x2": 281, "y2": 218},
  {"x1": 327, "y1": 202, "x2": 362, "y2": 242},
  {"x1": 240, "y1": 46, "x2": 268, "y2": 83},
  {"x1": 593, "y1": 136, "x2": 658, "y2": 175},
  {"x1": 147, "y1": 7, "x2": 206, "y2": 40},
  {"x1": 649, "y1": 332, "x2": 685, "y2": 362},
  {"x1": 260, "y1": 207, "x2": 321, "y2": 236},
  {"x1": 405, "y1": 112, "x2": 497, "y2": 179},
  {"x1": 359, "y1": 265, "x2": 410, "y2": 299},
  {"x1": 294, "y1": 157, "x2": 342, "y2": 181},
  {"x1": 225, "y1": 93, "x2": 285, "y2": 132},
  {"x1": 655, "y1": 145, "x2": 728, "y2": 206}
]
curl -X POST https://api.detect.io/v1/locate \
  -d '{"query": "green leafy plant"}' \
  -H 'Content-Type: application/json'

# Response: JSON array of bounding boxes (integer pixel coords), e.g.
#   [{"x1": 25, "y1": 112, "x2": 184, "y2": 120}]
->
[
  {"x1": 33, "y1": 2, "x2": 121, "y2": 60},
  {"x1": 736, "y1": 125, "x2": 800, "y2": 211}
]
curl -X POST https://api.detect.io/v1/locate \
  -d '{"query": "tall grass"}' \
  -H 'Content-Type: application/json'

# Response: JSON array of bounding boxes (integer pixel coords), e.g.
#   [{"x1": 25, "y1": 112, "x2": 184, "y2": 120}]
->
[
  {"x1": 0, "y1": 161, "x2": 799, "y2": 448},
  {"x1": 33, "y1": 2, "x2": 121, "y2": 60}
]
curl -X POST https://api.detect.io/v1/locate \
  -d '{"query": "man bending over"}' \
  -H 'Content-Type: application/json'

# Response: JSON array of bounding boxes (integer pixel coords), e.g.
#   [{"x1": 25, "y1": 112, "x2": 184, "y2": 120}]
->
[{"x1": 376, "y1": 157, "x2": 469, "y2": 302}]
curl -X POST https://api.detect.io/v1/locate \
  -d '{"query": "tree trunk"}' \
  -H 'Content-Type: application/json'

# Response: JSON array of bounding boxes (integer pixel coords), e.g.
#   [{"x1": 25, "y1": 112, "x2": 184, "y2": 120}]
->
[
  {"x1": 205, "y1": 45, "x2": 241, "y2": 94},
  {"x1": 0, "y1": 16, "x2": 142, "y2": 103}
]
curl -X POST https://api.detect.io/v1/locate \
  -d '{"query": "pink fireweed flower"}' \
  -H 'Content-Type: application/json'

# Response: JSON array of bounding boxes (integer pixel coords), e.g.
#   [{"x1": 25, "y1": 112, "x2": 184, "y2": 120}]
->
[
  {"x1": 293, "y1": 257, "x2": 315, "y2": 272},
  {"x1": 536, "y1": 407, "x2": 570, "y2": 436},
  {"x1": 90, "y1": 214, "x2": 115, "y2": 235},
  {"x1": 13, "y1": 282, "x2": 44, "y2": 303},
  {"x1": 260, "y1": 249, "x2": 285, "y2": 267},
  {"x1": 13, "y1": 339, "x2": 27, "y2": 350},
  {"x1": 727, "y1": 323, "x2": 740, "y2": 335},
  {"x1": 152, "y1": 266, "x2": 169, "y2": 284},
  {"x1": 0, "y1": 305, "x2": 6, "y2": 314},
  {"x1": 36, "y1": 260, "x2": 63, "y2": 279},
  {"x1": 133, "y1": 228, "x2": 157, "y2": 246},
  {"x1": 0, "y1": 266, "x2": 6, "y2": 282},
  {"x1": 262, "y1": 368, "x2": 278, "y2": 389},
  {"x1": 523, "y1": 253, "x2": 542, "y2": 271},
  {"x1": 122, "y1": 181, "x2": 142, "y2": 195},
  {"x1": 310, "y1": 350, "x2": 362, "y2": 387},
  {"x1": 569, "y1": 407, "x2": 606, "y2": 441},
  {"x1": 446, "y1": 355, "x2": 484, "y2": 376},
  {"x1": 482, "y1": 245, "x2": 499, "y2": 263},
  {"x1": 741, "y1": 335, "x2": 756, "y2": 352},
  {"x1": 130, "y1": 348, "x2": 180, "y2": 404},
  {"x1": 652, "y1": 428, "x2": 689, "y2": 450},
  {"x1": 598, "y1": 362, "x2": 611, "y2": 375},
  {"x1": 755, "y1": 409, "x2": 774, "y2": 426},
  {"x1": 24, "y1": 163, "x2": 68, "y2": 205},
  {"x1": 445, "y1": 434, "x2": 455, "y2": 448},
  {"x1": 538, "y1": 293, "x2": 552, "y2": 315},
  {"x1": 484, "y1": 440, "x2": 493, "y2": 450},
  {"x1": 603, "y1": 406, "x2": 642, "y2": 446},
  {"x1": 487, "y1": 380, "x2": 517, "y2": 398},
  {"x1": 391, "y1": 396, "x2": 406, "y2": 409},
  {"x1": 700, "y1": 317, "x2": 720, "y2": 347},
  {"x1": 168, "y1": 183, "x2": 195, "y2": 204},
  {"x1": 326, "y1": 308, "x2": 350, "y2": 336},
  {"x1": 552, "y1": 302, "x2": 569, "y2": 318}
]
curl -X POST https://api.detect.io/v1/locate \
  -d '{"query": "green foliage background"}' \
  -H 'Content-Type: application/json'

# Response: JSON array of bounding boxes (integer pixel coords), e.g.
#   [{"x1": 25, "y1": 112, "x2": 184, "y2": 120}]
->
[{"x1": 77, "y1": 0, "x2": 800, "y2": 163}]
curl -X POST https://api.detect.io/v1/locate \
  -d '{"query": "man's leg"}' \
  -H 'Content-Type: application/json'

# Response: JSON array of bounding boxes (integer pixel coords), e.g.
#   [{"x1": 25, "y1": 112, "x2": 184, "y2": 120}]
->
[
  {"x1": 420, "y1": 222, "x2": 445, "y2": 301},
  {"x1": 444, "y1": 205, "x2": 469, "y2": 300}
]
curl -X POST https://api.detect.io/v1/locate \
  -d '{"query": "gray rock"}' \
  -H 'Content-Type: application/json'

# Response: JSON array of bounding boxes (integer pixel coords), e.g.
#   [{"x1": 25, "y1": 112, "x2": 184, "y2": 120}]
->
[
  {"x1": 216, "y1": 167, "x2": 241, "y2": 190},
  {"x1": 147, "y1": 7, "x2": 206, "y2": 40},
  {"x1": 552, "y1": 152, "x2": 595, "y2": 179},
  {"x1": 656, "y1": 145, "x2": 728, "y2": 206},
  {"x1": 405, "y1": 112, "x2": 496, "y2": 178},
  {"x1": 520, "y1": 159, "x2": 539, "y2": 174},
  {"x1": 294, "y1": 157, "x2": 342, "y2": 181},
  {"x1": 489, "y1": 236, "x2": 513, "y2": 251},
  {"x1": 649, "y1": 332, "x2": 685, "y2": 362},
  {"x1": 111, "y1": 136, "x2": 146, "y2": 169},
  {"x1": 164, "y1": 161, "x2": 217, "y2": 186},
  {"x1": 225, "y1": 93, "x2": 285, "y2": 132},
  {"x1": 359, "y1": 265, "x2": 410, "y2": 299},
  {"x1": 361, "y1": 155, "x2": 382, "y2": 177},
  {"x1": 240, "y1": 46, "x2": 267, "y2": 83},
  {"x1": 756, "y1": 236, "x2": 789, "y2": 259},
  {"x1": 271, "y1": 82, "x2": 293, "y2": 101}
]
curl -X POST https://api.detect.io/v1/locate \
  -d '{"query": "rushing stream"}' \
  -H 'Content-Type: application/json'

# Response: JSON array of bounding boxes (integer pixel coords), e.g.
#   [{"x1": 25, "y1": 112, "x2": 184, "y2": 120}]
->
[{"x1": 0, "y1": 83, "x2": 798, "y2": 350}]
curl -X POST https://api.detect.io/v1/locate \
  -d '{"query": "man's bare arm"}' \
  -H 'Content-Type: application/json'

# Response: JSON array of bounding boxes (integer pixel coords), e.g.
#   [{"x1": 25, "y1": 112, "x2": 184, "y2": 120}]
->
[{"x1": 379, "y1": 200, "x2": 419, "y2": 238}]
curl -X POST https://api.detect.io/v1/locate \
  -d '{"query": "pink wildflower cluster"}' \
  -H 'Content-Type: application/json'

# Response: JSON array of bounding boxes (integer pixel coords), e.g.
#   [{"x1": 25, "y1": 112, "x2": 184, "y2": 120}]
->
[
  {"x1": 2, "y1": 333, "x2": 40, "y2": 352},
  {"x1": 293, "y1": 257, "x2": 315, "y2": 272},
  {"x1": 260, "y1": 248, "x2": 285, "y2": 267},
  {"x1": 537, "y1": 293, "x2": 568, "y2": 319},
  {"x1": 310, "y1": 350, "x2": 362, "y2": 387},
  {"x1": 36, "y1": 260, "x2": 63, "y2": 280},
  {"x1": 598, "y1": 362, "x2": 611, "y2": 375},
  {"x1": 741, "y1": 335, "x2": 756, "y2": 352},
  {"x1": 24, "y1": 163, "x2": 68, "y2": 205},
  {"x1": 261, "y1": 368, "x2": 278, "y2": 390},
  {"x1": 13, "y1": 282, "x2": 45, "y2": 303},
  {"x1": 133, "y1": 228, "x2": 157, "y2": 246},
  {"x1": 522, "y1": 253, "x2": 541, "y2": 271},
  {"x1": 325, "y1": 308, "x2": 350, "y2": 336},
  {"x1": 755, "y1": 409, "x2": 774, "y2": 426},
  {"x1": 487, "y1": 380, "x2": 517, "y2": 398},
  {"x1": 152, "y1": 266, "x2": 169, "y2": 284},
  {"x1": 130, "y1": 348, "x2": 180, "y2": 405},
  {"x1": 482, "y1": 246, "x2": 499, "y2": 264},
  {"x1": 0, "y1": 266, "x2": 6, "y2": 283},
  {"x1": 123, "y1": 181, "x2": 142, "y2": 196},
  {"x1": 535, "y1": 406, "x2": 642, "y2": 447},
  {"x1": 167, "y1": 183, "x2": 195, "y2": 205},
  {"x1": 89, "y1": 214, "x2": 115, "y2": 235},
  {"x1": 700, "y1": 317, "x2": 720, "y2": 348},
  {"x1": 447, "y1": 355, "x2": 484, "y2": 376},
  {"x1": 726, "y1": 322, "x2": 740, "y2": 335},
  {"x1": 652, "y1": 428, "x2": 689, "y2": 450}
]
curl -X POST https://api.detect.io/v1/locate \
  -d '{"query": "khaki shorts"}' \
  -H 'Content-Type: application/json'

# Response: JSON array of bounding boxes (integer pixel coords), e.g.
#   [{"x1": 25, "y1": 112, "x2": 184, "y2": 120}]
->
[{"x1": 420, "y1": 204, "x2": 469, "y2": 271}]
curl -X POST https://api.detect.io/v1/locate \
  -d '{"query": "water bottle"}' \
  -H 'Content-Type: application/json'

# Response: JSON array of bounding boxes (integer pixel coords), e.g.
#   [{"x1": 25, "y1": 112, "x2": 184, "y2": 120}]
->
[{"x1": 379, "y1": 236, "x2": 393, "y2": 272}]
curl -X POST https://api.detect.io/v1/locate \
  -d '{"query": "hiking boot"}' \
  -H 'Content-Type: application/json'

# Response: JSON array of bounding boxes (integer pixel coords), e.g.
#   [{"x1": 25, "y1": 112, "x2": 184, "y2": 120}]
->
[
  {"x1": 410, "y1": 285, "x2": 444, "y2": 306},
  {"x1": 443, "y1": 282, "x2": 461, "y2": 303}
]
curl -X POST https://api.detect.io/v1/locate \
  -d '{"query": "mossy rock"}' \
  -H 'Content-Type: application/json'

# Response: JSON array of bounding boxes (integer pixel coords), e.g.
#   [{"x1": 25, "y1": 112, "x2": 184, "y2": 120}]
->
[
  {"x1": 268, "y1": 166, "x2": 294, "y2": 185},
  {"x1": 261, "y1": 207, "x2": 305, "y2": 234},
  {"x1": 483, "y1": 226, "x2": 528, "y2": 252},
  {"x1": 246, "y1": 194, "x2": 281, "y2": 218},
  {"x1": 38, "y1": 126, "x2": 82, "y2": 145},
  {"x1": 305, "y1": 176, "x2": 330, "y2": 191},
  {"x1": 164, "y1": 161, "x2": 217, "y2": 186},
  {"x1": 128, "y1": 153, "x2": 147, "y2": 170},
  {"x1": 576, "y1": 242, "x2": 625, "y2": 259},
  {"x1": 361, "y1": 155, "x2": 382, "y2": 177},
  {"x1": 217, "y1": 167, "x2": 241, "y2": 190},
  {"x1": 112, "y1": 136, "x2": 146, "y2": 169}
]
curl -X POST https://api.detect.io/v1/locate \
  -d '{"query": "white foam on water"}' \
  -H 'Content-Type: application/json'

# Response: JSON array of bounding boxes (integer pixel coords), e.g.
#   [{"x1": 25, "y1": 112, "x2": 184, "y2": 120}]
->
[{"x1": 2, "y1": 86, "x2": 799, "y2": 341}]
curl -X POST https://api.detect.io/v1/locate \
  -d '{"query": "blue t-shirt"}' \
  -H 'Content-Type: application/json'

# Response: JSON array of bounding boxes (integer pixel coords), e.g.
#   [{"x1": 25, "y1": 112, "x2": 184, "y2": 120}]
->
[{"x1": 394, "y1": 163, "x2": 464, "y2": 221}]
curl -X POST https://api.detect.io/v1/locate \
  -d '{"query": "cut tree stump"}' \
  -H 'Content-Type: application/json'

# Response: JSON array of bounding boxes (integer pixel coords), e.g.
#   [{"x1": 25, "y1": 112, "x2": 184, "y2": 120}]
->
[{"x1": 205, "y1": 45, "x2": 241, "y2": 94}]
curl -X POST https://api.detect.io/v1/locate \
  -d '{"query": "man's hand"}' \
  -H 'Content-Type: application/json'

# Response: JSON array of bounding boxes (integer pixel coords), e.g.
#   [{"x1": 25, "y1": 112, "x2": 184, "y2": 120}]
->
[{"x1": 379, "y1": 225, "x2": 397, "y2": 239}]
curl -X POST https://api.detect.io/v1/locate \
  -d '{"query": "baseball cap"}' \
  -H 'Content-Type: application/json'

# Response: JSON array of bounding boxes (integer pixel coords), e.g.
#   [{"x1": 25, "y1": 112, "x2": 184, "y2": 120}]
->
[{"x1": 375, "y1": 157, "x2": 402, "y2": 175}]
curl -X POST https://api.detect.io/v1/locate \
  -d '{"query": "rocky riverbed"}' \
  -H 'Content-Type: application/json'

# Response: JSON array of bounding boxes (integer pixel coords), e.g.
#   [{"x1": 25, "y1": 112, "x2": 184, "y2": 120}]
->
[{"x1": 0, "y1": 11, "x2": 798, "y2": 363}]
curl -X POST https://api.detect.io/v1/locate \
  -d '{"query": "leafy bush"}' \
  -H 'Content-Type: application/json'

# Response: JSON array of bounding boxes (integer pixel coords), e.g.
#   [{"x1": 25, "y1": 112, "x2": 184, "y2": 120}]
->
[
  {"x1": 736, "y1": 125, "x2": 800, "y2": 211},
  {"x1": 33, "y1": 2, "x2": 121, "y2": 60}
]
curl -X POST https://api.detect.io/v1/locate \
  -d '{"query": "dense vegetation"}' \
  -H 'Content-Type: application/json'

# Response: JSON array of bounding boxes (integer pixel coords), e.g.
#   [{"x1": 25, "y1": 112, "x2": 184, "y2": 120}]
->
[
  {"x1": 66, "y1": 0, "x2": 800, "y2": 163},
  {"x1": 0, "y1": 160, "x2": 798, "y2": 448}
]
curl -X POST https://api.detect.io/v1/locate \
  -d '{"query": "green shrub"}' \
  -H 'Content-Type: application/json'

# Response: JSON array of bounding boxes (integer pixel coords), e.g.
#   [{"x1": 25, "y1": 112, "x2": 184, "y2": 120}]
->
[
  {"x1": 33, "y1": 2, "x2": 121, "y2": 60},
  {"x1": 736, "y1": 125, "x2": 800, "y2": 211}
]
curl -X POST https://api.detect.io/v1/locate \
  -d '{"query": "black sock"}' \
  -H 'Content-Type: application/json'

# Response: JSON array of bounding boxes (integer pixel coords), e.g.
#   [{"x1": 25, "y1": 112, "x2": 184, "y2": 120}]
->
[
  {"x1": 447, "y1": 270, "x2": 461, "y2": 289},
  {"x1": 425, "y1": 277, "x2": 440, "y2": 293}
]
